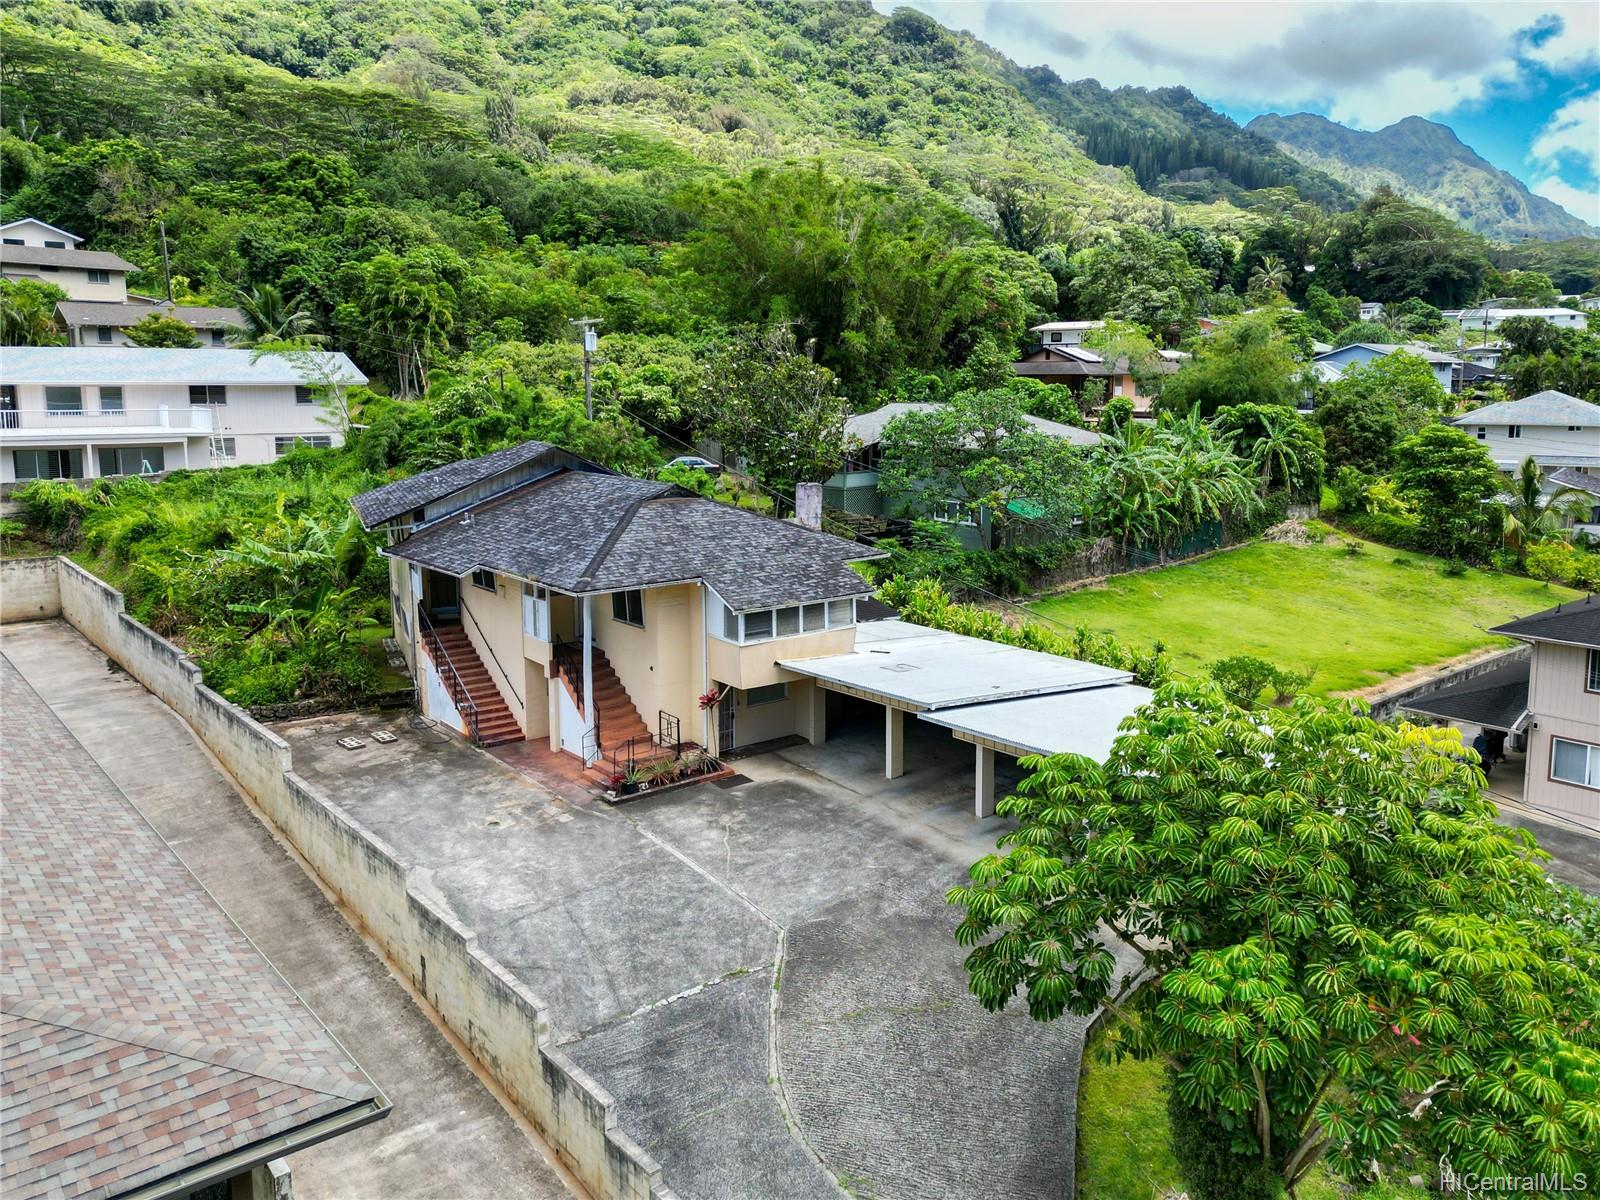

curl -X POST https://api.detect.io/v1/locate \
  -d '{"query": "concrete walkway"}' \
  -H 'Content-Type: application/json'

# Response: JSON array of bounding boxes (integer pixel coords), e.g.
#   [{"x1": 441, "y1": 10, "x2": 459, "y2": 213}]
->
[{"x1": 0, "y1": 621, "x2": 576, "y2": 1200}]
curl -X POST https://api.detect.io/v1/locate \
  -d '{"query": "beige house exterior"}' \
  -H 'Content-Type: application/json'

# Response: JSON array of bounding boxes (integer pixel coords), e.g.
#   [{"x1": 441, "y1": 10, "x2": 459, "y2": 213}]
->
[
  {"x1": 355, "y1": 442, "x2": 880, "y2": 771},
  {"x1": 1519, "y1": 634, "x2": 1600, "y2": 827},
  {"x1": 0, "y1": 218, "x2": 136, "y2": 302}
]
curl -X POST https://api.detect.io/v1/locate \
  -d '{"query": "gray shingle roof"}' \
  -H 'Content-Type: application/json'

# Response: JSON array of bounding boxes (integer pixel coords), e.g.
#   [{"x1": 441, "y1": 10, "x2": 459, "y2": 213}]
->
[
  {"x1": 387, "y1": 469, "x2": 881, "y2": 609},
  {"x1": 56, "y1": 300, "x2": 245, "y2": 330},
  {"x1": 1403, "y1": 658, "x2": 1530, "y2": 731},
  {"x1": 1452, "y1": 391, "x2": 1600, "y2": 428},
  {"x1": 1549, "y1": 467, "x2": 1600, "y2": 498},
  {"x1": 351, "y1": 441, "x2": 560, "y2": 526},
  {"x1": 1489, "y1": 593, "x2": 1600, "y2": 648},
  {"x1": 0, "y1": 244, "x2": 138, "y2": 272},
  {"x1": 0, "y1": 346, "x2": 366, "y2": 387},
  {"x1": 1316, "y1": 343, "x2": 1461, "y2": 365},
  {"x1": 1, "y1": 661, "x2": 386, "y2": 1200},
  {"x1": 843, "y1": 402, "x2": 1099, "y2": 448}
]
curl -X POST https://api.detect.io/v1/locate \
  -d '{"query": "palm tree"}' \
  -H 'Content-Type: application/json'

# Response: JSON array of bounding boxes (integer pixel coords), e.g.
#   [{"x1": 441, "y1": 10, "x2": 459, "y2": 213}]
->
[
  {"x1": 1249, "y1": 255, "x2": 1290, "y2": 296},
  {"x1": 1499, "y1": 456, "x2": 1587, "y2": 565},
  {"x1": 1243, "y1": 409, "x2": 1304, "y2": 499},
  {"x1": 227, "y1": 284, "x2": 325, "y2": 347}
]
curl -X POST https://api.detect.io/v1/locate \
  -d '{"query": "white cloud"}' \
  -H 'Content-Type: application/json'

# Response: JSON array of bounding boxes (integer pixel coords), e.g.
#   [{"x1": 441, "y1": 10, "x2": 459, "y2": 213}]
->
[
  {"x1": 1531, "y1": 89, "x2": 1600, "y2": 175},
  {"x1": 1531, "y1": 174, "x2": 1600, "y2": 227},
  {"x1": 892, "y1": 1, "x2": 1600, "y2": 131}
]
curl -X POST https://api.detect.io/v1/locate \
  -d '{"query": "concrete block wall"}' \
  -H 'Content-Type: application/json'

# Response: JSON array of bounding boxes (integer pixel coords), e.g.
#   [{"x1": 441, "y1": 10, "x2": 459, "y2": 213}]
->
[
  {"x1": 0, "y1": 556, "x2": 62, "y2": 623},
  {"x1": 2, "y1": 557, "x2": 677, "y2": 1200}
]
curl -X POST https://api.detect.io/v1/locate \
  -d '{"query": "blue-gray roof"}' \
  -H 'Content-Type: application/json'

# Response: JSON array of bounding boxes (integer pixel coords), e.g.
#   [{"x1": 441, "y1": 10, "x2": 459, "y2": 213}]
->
[
  {"x1": 351, "y1": 441, "x2": 563, "y2": 526},
  {"x1": 1452, "y1": 391, "x2": 1600, "y2": 428},
  {"x1": 0, "y1": 347, "x2": 366, "y2": 387}
]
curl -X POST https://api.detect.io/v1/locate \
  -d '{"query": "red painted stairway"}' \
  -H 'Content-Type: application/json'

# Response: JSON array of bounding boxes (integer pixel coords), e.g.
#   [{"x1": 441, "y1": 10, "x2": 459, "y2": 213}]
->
[{"x1": 422, "y1": 620, "x2": 524, "y2": 747}]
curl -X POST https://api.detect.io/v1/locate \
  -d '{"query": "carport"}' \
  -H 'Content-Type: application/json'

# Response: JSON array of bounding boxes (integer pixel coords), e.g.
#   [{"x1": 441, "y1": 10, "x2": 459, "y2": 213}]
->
[{"x1": 780, "y1": 619, "x2": 1151, "y2": 817}]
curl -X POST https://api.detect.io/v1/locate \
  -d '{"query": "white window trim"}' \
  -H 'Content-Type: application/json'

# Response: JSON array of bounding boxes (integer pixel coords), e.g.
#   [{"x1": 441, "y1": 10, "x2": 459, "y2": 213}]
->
[{"x1": 711, "y1": 595, "x2": 857, "y2": 645}]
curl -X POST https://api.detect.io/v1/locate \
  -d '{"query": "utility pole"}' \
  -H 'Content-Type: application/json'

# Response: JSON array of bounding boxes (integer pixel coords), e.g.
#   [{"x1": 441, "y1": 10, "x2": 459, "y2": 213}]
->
[
  {"x1": 570, "y1": 317, "x2": 600, "y2": 419},
  {"x1": 158, "y1": 220, "x2": 174, "y2": 303}
]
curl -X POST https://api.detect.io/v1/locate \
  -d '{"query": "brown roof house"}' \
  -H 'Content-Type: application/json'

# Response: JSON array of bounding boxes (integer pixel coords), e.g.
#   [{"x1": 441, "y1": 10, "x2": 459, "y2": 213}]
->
[
  {"x1": 352, "y1": 441, "x2": 886, "y2": 771},
  {"x1": 1, "y1": 664, "x2": 388, "y2": 1200},
  {"x1": 1012, "y1": 325, "x2": 1176, "y2": 419}
]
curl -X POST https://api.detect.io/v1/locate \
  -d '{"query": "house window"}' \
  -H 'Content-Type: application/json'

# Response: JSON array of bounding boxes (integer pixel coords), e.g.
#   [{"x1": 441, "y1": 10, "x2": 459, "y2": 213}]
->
[
  {"x1": 742, "y1": 609, "x2": 774, "y2": 640},
  {"x1": 189, "y1": 384, "x2": 226, "y2": 405},
  {"x1": 13, "y1": 448, "x2": 83, "y2": 479},
  {"x1": 1048, "y1": 331, "x2": 1062, "y2": 343},
  {"x1": 44, "y1": 386, "x2": 82, "y2": 414},
  {"x1": 44, "y1": 240, "x2": 65, "y2": 249},
  {"x1": 86, "y1": 269, "x2": 110, "y2": 284},
  {"x1": 720, "y1": 597, "x2": 855, "y2": 643},
  {"x1": 97, "y1": 446, "x2": 165, "y2": 476},
  {"x1": 1474, "y1": 427, "x2": 1486, "y2": 440},
  {"x1": 0, "y1": 384, "x2": 15, "y2": 428},
  {"x1": 210, "y1": 329, "x2": 226, "y2": 346},
  {"x1": 295, "y1": 385, "x2": 316, "y2": 404},
  {"x1": 1569, "y1": 425, "x2": 1584, "y2": 432},
  {"x1": 96, "y1": 325, "x2": 113, "y2": 344},
  {"x1": 208, "y1": 436, "x2": 235, "y2": 459},
  {"x1": 1588, "y1": 648, "x2": 1600, "y2": 694},
  {"x1": 611, "y1": 589, "x2": 644, "y2": 627},
  {"x1": 803, "y1": 602, "x2": 825, "y2": 632},
  {"x1": 273, "y1": 435, "x2": 332, "y2": 454},
  {"x1": 1, "y1": 238, "x2": 21, "y2": 245},
  {"x1": 1506, "y1": 425, "x2": 1521, "y2": 439},
  {"x1": 745, "y1": 683, "x2": 788, "y2": 707},
  {"x1": 723, "y1": 603, "x2": 739, "y2": 641},
  {"x1": 827, "y1": 598, "x2": 854, "y2": 627},
  {"x1": 37, "y1": 264, "x2": 58, "y2": 272},
  {"x1": 98, "y1": 386, "x2": 123, "y2": 412},
  {"x1": 1551, "y1": 737, "x2": 1600, "y2": 790},
  {"x1": 471, "y1": 569, "x2": 496, "y2": 592}
]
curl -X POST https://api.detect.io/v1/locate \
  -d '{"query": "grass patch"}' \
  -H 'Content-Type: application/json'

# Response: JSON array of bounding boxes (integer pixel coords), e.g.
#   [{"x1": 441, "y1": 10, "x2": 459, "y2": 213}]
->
[
  {"x1": 1077, "y1": 1041, "x2": 1429, "y2": 1200},
  {"x1": 1030, "y1": 536, "x2": 1579, "y2": 695}
]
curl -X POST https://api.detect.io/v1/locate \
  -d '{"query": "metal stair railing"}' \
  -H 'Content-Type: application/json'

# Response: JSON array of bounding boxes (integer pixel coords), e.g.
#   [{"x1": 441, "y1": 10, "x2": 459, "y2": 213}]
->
[{"x1": 417, "y1": 602, "x2": 481, "y2": 745}]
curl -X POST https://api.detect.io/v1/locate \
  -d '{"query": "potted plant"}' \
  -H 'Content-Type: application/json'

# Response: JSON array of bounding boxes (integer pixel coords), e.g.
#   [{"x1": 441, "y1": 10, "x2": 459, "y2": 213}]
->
[
  {"x1": 644, "y1": 757, "x2": 677, "y2": 788},
  {"x1": 622, "y1": 765, "x2": 647, "y2": 795}
]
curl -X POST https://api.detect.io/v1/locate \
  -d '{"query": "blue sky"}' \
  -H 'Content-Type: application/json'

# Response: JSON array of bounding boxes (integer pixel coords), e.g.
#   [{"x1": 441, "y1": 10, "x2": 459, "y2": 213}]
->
[{"x1": 884, "y1": 2, "x2": 1600, "y2": 229}]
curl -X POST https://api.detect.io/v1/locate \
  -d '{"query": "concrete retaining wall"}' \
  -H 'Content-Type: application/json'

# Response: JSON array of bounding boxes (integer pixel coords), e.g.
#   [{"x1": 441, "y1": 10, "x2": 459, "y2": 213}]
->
[
  {"x1": 3, "y1": 557, "x2": 676, "y2": 1200},
  {"x1": 1, "y1": 556, "x2": 62, "y2": 623},
  {"x1": 1372, "y1": 644, "x2": 1532, "y2": 722}
]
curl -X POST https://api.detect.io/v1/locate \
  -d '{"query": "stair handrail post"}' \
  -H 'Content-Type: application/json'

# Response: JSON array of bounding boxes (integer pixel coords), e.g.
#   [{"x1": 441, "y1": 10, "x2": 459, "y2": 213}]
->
[
  {"x1": 581, "y1": 594, "x2": 596, "y2": 766},
  {"x1": 417, "y1": 601, "x2": 481, "y2": 745}
]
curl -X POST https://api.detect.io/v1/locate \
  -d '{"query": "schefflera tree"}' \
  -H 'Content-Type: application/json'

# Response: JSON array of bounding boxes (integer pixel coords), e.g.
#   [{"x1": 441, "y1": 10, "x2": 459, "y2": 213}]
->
[{"x1": 948, "y1": 687, "x2": 1600, "y2": 1195}]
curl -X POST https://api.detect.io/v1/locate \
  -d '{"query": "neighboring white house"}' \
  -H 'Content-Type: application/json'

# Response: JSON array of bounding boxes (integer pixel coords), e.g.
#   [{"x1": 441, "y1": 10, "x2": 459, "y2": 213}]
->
[
  {"x1": 1357, "y1": 301, "x2": 1384, "y2": 321},
  {"x1": 1455, "y1": 307, "x2": 1589, "y2": 332},
  {"x1": 56, "y1": 299, "x2": 247, "y2": 348},
  {"x1": 0, "y1": 347, "x2": 365, "y2": 482},
  {"x1": 1029, "y1": 320, "x2": 1104, "y2": 347},
  {"x1": 0, "y1": 218, "x2": 136, "y2": 303},
  {"x1": 1450, "y1": 390, "x2": 1600, "y2": 474}
]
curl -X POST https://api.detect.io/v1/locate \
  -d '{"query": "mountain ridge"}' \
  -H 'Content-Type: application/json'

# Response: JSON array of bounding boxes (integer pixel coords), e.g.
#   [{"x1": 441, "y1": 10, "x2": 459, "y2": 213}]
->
[{"x1": 1247, "y1": 111, "x2": 1596, "y2": 242}]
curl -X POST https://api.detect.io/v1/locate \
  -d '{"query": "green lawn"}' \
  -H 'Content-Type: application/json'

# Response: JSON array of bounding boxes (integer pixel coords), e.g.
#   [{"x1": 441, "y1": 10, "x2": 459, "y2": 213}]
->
[
  {"x1": 1077, "y1": 1047, "x2": 1427, "y2": 1200},
  {"x1": 1029, "y1": 534, "x2": 1580, "y2": 696}
]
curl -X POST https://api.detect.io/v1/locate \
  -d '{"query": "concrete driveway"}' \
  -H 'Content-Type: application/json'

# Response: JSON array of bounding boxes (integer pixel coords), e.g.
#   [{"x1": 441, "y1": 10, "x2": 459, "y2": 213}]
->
[{"x1": 276, "y1": 710, "x2": 1131, "y2": 1200}]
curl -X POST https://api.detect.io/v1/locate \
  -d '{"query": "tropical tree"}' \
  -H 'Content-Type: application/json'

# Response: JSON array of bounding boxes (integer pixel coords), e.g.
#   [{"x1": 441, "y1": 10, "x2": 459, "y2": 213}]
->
[
  {"x1": 1161, "y1": 311, "x2": 1308, "y2": 417},
  {"x1": 125, "y1": 312, "x2": 200, "y2": 348},
  {"x1": 949, "y1": 688, "x2": 1600, "y2": 1195},
  {"x1": 336, "y1": 248, "x2": 461, "y2": 397},
  {"x1": 1070, "y1": 225, "x2": 1204, "y2": 340},
  {"x1": 1213, "y1": 403, "x2": 1324, "y2": 501},
  {"x1": 1248, "y1": 254, "x2": 1290, "y2": 297},
  {"x1": 1499, "y1": 456, "x2": 1589, "y2": 565},
  {"x1": 229, "y1": 283, "x2": 324, "y2": 347},
  {"x1": 0, "y1": 277, "x2": 67, "y2": 345},
  {"x1": 1391, "y1": 425, "x2": 1504, "y2": 560}
]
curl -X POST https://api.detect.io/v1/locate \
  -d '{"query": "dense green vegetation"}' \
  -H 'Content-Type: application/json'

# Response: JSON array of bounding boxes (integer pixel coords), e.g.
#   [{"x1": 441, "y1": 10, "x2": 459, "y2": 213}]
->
[{"x1": 1028, "y1": 533, "x2": 1581, "y2": 694}]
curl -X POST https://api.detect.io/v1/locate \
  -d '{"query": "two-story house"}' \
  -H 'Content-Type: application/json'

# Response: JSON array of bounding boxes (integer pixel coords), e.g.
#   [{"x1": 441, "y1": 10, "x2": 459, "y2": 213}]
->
[
  {"x1": 1029, "y1": 320, "x2": 1104, "y2": 347},
  {"x1": 56, "y1": 299, "x2": 247, "y2": 348},
  {"x1": 1455, "y1": 307, "x2": 1589, "y2": 333},
  {"x1": 0, "y1": 218, "x2": 136, "y2": 302},
  {"x1": 1492, "y1": 598, "x2": 1600, "y2": 830},
  {"x1": 353, "y1": 442, "x2": 885, "y2": 768},
  {"x1": 0, "y1": 347, "x2": 364, "y2": 482},
  {"x1": 1011, "y1": 343, "x2": 1173, "y2": 417},
  {"x1": 1405, "y1": 595, "x2": 1599, "y2": 831},
  {"x1": 1451, "y1": 391, "x2": 1600, "y2": 475}
]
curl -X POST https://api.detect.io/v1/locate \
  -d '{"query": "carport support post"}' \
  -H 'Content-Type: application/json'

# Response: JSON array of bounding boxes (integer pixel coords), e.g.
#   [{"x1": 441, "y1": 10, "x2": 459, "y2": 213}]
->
[
  {"x1": 806, "y1": 681, "x2": 827, "y2": 746},
  {"x1": 974, "y1": 745, "x2": 996, "y2": 818},
  {"x1": 885, "y1": 705, "x2": 904, "y2": 779},
  {"x1": 582, "y1": 594, "x2": 595, "y2": 764}
]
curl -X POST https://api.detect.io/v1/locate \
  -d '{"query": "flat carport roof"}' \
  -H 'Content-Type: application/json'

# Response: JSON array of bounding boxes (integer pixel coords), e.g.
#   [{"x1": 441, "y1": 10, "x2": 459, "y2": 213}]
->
[
  {"x1": 920, "y1": 685, "x2": 1155, "y2": 760},
  {"x1": 778, "y1": 619, "x2": 1132, "y2": 710}
]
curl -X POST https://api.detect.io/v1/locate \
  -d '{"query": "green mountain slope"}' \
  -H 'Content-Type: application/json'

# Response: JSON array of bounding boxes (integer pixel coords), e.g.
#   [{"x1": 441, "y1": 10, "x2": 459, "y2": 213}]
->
[{"x1": 1247, "y1": 112, "x2": 1597, "y2": 243}]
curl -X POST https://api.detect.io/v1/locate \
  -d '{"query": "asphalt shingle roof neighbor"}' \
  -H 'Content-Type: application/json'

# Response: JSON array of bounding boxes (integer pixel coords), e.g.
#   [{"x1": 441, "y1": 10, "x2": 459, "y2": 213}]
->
[
  {"x1": 1316, "y1": 343, "x2": 1461, "y2": 364},
  {"x1": 0, "y1": 661, "x2": 387, "y2": 1200},
  {"x1": 1452, "y1": 391, "x2": 1600, "y2": 428},
  {"x1": 1403, "y1": 658, "x2": 1531, "y2": 732},
  {"x1": 1549, "y1": 467, "x2": 1600, "y2": 498},
  {"x1": 843, "y1": 401, "x2": 1099, "y2": 448},
  {"x1": 56, "y1": 300, "x2": 246, "y2": 330},
  {"x1": 350, "y1": 440, "x2": 562, "y2": 526},
  {"x1": 0, "y1": 244, "x2": 138, "y2": 272},
  {"x1": 0, "y1": 347, "x2": 366, "y2": 387},
  {"x1": 1489, "y1": 593, "x2": 1600, "y2": 649},
  {"x1": 384, "y1": 468, "x2": 881, "y2": 609}
]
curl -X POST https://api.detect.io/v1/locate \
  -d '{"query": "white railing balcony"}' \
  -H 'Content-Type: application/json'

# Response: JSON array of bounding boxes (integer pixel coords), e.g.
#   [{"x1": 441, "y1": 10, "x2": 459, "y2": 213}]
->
[{"x1": 0, "y1": 406, "x2": 213, "y2": 435}]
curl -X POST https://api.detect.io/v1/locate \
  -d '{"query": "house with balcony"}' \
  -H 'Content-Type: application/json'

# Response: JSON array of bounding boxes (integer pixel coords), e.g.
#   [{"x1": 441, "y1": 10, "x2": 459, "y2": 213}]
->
[
  {"x1": 352, "y1": 441, "x2": 885, "y2": 772},
  {"x1": 0, "y1": 347, "x2": 364, "y2": 482},
  {"x1": 1450, "y1": 390, "x2": 1600, "y2": 475},
  {"x1": 1011, "y1": 342, "x2": 1173, "y2": 418},
  {"x1": 1455, "y1": 306, "x2": 1589, "y2": 333}
]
